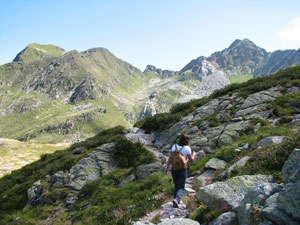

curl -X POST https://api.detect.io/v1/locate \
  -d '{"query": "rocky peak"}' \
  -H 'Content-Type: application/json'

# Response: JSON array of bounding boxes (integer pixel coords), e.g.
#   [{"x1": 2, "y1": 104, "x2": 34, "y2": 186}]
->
[{"x1": 144, "y1": 64, "x2": 178, "y2": 78}]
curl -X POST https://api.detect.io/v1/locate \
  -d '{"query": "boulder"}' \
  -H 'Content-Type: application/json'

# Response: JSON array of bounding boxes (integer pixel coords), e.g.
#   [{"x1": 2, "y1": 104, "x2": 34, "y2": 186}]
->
[
  {"x1": 196, "y1": 169, "x2": 215, "y2": 187},
  {"x1": 256, "y1": 136, "x2": 286, "y2": 148},
  {"x1": 218, "y1": 121, "x2": 253, "y2": 146},
  {"x1": 282, "y1": 148, "x2": 300, "y2": 184},
  {"x1": 125, "y1": 128, "x2": 155, "y2": 146},
  {"x1": 205, "y1": 158, "x2": 227, "y2": 170},
  {"x1": 219, "y1": 156, "x2": 251, "y2": 179},
  {"x1": 157, "y1": 218, "x2": 200, "y2": 225},
  {"x1": 67, "y1": 142, "x2": 117, "y2": 191},
  {"x1": 239, "y1": 87, "x2": 281, "y2": 110},
  {"x1": 197, "y1": 175, "x2": 273, "y2": 211},
  {"x1": 277, "y1": 181, "x2": 300, "y2": 221},
  {"x1": 288, "y1": 114, "x2": 300, "y2": 127},
  {"x1": 136, "y1": 162, "x2": 162, "y2": 181},
  {"x1": 208, "y1": 211, "x2": 238, "y2": 225},
  {"x1": 262, "y1": 193, "x2": 299, "y2": 225},
  {"x1": 286, "y1": 86, "x2": 299, "y2": 93},
  {"x1": 26, "y1": 180, "x2": 43, "y2": 206},
  {"x1": 238, "y1": 183, "x2": 283, "y2": 225}
]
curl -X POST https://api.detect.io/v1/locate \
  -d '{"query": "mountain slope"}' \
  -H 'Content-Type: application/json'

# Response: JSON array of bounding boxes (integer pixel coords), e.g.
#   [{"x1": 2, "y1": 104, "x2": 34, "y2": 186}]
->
[{"x1": 0, "y1": 66, "x2": 299, "y2": 224}]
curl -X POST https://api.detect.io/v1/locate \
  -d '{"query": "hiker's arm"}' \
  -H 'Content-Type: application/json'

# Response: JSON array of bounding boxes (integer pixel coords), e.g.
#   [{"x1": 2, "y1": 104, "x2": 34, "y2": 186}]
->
[
  {"x1": 188, "y1": 151, "x2": 196, "y2": 163},
  {"x1": 164, "y1": 155, "x2": 172, "y2": 175}
]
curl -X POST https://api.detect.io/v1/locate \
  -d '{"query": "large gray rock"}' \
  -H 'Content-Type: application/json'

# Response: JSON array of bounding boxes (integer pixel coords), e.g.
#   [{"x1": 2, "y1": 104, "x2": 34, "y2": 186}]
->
[
  {"x1": 282, "y1": 148, "x2": 300, "y2": 184},
  {"x1": 262, "y1": 193, "x2": 299, "y2": 225},
  {"x1": 157, "y1": 218, "x2": 200, "y2": 225},
  {"x1": 205, "y1": 158, "x2": 227, "y2": 170},
  {"x1": 196, "y1": 169, "x2": 215, "y2": 187},
  {"x1": 26, "y1": 180, "x2": 43, "y2": 206},
  {"x1": 126, "y1": 127, "x2": 155, "y2": 146},
  {"x1": 238, "y1": 183, "x2": 283, "y2": 225},
  {"x1": 219, "y1": 156, "x2": 251, "y2": 179},
  {"x1": 67, "y1": 142, "x2": 117, "y2": 190},
  {"x1": 197, "y1": 175, "x2": 273, "y2": 212},
  {"x1": 208, "y1": 211, "x2": 238, "y2": 225},
  {"x1": 239, "y1": 87, "x2": 282, "y2": 110},
  {"x1": 218, "y1": 121, "x2": 253, "y2": 147},
  {"x1": 277, "y1": 181, "x2": 300, "y2": 221},
  {"x1": 256, "y1": 136, "x2": 286, "y2": 148}
]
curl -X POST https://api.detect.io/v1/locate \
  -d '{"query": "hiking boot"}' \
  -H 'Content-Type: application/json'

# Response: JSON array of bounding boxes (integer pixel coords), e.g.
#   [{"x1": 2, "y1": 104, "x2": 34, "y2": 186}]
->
[{"x1": 172, "y1": 199, "x2": 179, "y2": 208}]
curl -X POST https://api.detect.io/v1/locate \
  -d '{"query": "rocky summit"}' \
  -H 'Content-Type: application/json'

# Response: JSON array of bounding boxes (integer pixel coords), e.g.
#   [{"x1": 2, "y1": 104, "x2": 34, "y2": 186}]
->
[
  {"x1": 0, "y1": 66, "x2": 299, "y2": 224},
  {"x1": 0, "y1": 39, "x2": 300, "y2": 144}
]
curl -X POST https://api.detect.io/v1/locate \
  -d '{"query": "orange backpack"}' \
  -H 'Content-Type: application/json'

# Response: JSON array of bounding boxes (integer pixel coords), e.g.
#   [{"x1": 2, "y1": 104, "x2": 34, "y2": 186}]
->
[{"x1": 171, "y1": 145, "x2": 188, "y2": 171}]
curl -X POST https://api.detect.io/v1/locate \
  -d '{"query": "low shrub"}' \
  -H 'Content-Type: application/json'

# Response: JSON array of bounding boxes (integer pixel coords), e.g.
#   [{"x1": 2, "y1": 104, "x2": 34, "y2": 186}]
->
[{"x1": 113, "y1": 138, "x2": 156, "y2": 168}]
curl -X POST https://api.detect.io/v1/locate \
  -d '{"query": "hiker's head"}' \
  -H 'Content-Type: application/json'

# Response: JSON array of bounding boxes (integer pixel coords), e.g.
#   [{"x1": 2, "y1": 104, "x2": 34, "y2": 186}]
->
[{"x1": 178, "y1": 134, "x2": 189, "y2": 146}]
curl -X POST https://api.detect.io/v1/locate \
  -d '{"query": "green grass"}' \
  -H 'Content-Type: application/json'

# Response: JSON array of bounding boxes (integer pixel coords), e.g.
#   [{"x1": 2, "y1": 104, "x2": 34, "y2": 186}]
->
[
  {"x1": 229, "y1": 74, "x2": 253, "y2": 84},
  {"x1": 15, "y1": 43, "x2": 65, "y2": 63},
  {"x1": 71, "y1": 171, "x2": 172, "y2": 225}
]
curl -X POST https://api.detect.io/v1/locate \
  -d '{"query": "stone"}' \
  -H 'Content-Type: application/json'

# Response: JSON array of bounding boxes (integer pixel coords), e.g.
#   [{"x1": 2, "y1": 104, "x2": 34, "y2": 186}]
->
[
  {"x1": 125, "y1": 128, "x2": 155, "y2": 146},
  {"x1": 197, "y1": 175, "x2": 274, "y2": 212},
  {"x1": 208, "y1": 211, "x2": 238, "y2": 225},
  {"x1": 196, "y1": 169, "x2": 215, "y2": 187},
  {"x1": 192, "y1": 99, "x2": 221, "y2": 120},
  {"x1": 286, "y1": 86, "x2": 300, "y2": 93},
  {"x1": 51, "y1": 171, "x2": 68, "y2": 189},
  {"x1": 262, "y1": 193, "x2": 299, "y2": 225},
  {"x1": 239, "y1": 87, "x2": 282, "y2": 110},
  {"x1": 241, "y1": 143, "x2": 249, "y2": 150},
  {"x1": 157, "y1": 218, "x2": 200, "y2": 225},
  {"x1": 218, "y1": 121, "x2": 253, "y2": 147},
  {"x1": 160, "y1": 202, "x2": 188, "y2": 219},
  {"x1": 26, "y1": 180, "x2": 43, "y2": 206},
  {"x1": 72, "y1": 147, "x2": 83, "y2": 155},
  {"x1": 136, "y1": 162, "x2": 162, "y2": 181},
  {"x1": 238, "y1": 183, "x2": 283, "y2": 225},
  {"x1": 256, "y1": 136, "x2": 286, "y2": 148},
  {"x1": 119, "y1": 174, "x2": 135, "y2": 187},
  {"x1": 277, "y1": 181, "x2": 300, "y2": 221},
  {"x1": 66, "y1": 142, "x2": 117, "y2": 191},
  {"x1": 282, "y1": 148, "x2": 300, "y2": 184},
  {"x1": 288, "y1": 114, "x2": 300, "y2": 127},
  {"x1": 219, "y1": 156, "x2": 251, "y2": 179},
  {"x1": 205, "y1": 158, "x2": 227, "y2": 170}
]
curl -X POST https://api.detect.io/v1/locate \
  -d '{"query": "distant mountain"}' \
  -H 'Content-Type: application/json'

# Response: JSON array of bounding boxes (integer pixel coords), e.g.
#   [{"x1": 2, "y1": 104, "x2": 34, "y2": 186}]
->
[{"x1": 180, "y1": 38, "x2": 300, "y2": 79}]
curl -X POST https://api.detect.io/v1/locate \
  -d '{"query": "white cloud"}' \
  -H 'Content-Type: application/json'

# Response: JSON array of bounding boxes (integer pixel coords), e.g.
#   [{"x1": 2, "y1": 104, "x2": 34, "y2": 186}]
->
[{"x1": 277, "y1": 17, "x2": 300, "y2": 47}]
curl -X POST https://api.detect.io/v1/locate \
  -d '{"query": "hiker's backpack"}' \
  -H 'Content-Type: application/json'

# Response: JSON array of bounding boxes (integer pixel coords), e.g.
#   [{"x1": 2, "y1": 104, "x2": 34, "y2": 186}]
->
[{"x1": 171, "y1": 145, "x2": 188, "y2": 171}]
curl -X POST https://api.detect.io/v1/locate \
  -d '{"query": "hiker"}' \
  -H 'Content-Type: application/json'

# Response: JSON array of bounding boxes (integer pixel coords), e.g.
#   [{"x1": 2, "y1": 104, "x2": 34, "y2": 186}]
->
[{"x1": 164, "y1": 134, "x2": 196, "y2": 208}]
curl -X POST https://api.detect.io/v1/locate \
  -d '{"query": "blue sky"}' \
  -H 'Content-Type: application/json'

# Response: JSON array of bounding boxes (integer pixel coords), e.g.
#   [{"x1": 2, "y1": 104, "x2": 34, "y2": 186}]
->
[{"x1": 1, "y1": 0, "x2": 300, "y2": 70}]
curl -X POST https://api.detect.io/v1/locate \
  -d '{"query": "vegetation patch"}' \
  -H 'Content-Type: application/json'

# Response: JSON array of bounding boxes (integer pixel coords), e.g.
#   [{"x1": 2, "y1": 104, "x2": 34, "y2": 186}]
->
[
  {"x1": 71, "y1": 171, "x2": 172, "y2": 225},
  {"x1": 0, "y1": 126, "x2": 126, "y2": 215},
  {"x1": 113, "y1": 138, "x2": 156, "y2": 168},
  {"x1": 229, "y1": 74, "x2": 253, "y2": 84}
]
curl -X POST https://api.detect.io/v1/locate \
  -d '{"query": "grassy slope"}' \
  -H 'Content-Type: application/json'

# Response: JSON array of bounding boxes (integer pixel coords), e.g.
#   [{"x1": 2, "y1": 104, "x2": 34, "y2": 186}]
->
[
  {"x1": 14, "y1": 43, "x2": 65, "y2": 63},
  {"x1": 0, "y1": 139, "x2": 70, "y2": 177},
  {"x1": 229, "y1": 74, "x2": 253, "y2": 83}
]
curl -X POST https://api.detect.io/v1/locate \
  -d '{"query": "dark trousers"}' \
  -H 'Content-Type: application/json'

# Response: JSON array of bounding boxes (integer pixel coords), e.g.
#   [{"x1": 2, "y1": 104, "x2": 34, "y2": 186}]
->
[{"x1": 171, "y1": 168, "x2": 187, "y2": 203}]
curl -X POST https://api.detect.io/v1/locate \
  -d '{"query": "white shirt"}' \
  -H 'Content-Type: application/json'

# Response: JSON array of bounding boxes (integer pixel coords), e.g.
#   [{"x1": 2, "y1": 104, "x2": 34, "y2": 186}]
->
[{"x1": 171, "y1": 144, "x2": 192, "y2": 160}]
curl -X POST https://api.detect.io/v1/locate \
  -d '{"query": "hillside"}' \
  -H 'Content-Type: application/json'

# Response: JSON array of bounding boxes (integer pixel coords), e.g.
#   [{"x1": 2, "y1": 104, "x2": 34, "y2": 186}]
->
[
  {"x1": 0, "y1": 45, "x2": 230, "y2": 144},
  {"x1": 0, "y1": 66, "x2": 299, "y2": 224}
]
